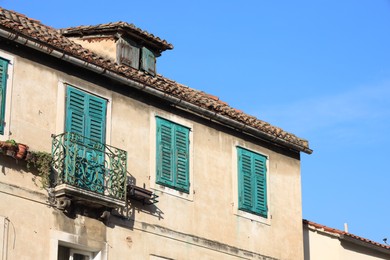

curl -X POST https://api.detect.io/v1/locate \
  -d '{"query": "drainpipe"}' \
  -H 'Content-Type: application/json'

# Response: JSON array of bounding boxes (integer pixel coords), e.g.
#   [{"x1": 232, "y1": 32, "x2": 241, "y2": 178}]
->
[{"x1": 0, "y1": 29, "x2": 312, "y2": 154}]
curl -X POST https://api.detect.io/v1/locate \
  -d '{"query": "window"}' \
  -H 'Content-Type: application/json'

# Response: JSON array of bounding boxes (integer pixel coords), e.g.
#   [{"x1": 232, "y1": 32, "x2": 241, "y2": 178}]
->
[
  {"x1": 58, "y1": 246, "x2": 94, "y2": 260},
  {"x1": 65, "y1": 85, "x2": 107, "y2": 193},
  {"x1": 117, "y1": 38, "x2": 140, "y2": 69},
  {"x1": 141, "y1": 47, "x2": 156, "y2": 76},
  {"x1": 0, "y1": 58, "x2": 9, "y2": 135},
  {"x1": 66, "y1": 85, "x2": 107, "y2": 142},
  {"x1": 50, "y1": 230, "x2": 106, "y2": 260},
  {"x1": 156, "y1": 117, "x2": 190, "y2": 193},
  {"x1": 237, "y1": 147, "x2": 268, "y2": 218},
  {"x1": 116, "y1": 37, "x2": 156, "y2": 76}
]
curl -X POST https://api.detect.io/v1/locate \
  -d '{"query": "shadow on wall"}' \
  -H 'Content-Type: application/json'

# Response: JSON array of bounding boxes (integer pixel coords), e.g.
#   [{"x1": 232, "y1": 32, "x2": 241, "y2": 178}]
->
[
  {"x1": 0, "y1": 152, "x2": 49, "y2": 188},
  {"x1": 0, "y1": 153, "x2": 27, "y2": 175},
  {"x1": 108, "y1": 172, "x2": 164, "y2": 230}
]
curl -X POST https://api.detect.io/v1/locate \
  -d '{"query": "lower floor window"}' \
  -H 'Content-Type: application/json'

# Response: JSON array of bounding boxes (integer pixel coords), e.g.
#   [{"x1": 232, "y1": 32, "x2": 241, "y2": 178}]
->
[{"x1": 58, "y1": 246, "x2": 94, "y2": 260}]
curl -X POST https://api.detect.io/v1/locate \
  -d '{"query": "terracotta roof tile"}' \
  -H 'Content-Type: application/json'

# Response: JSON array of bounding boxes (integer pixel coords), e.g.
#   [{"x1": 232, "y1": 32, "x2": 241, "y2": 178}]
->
[
  {"x1": 0, "y1": 7, "x2": 312, "y2": 153},
  {"x1": 303, "y1": 219, "x2": 390, "y2": 251}
]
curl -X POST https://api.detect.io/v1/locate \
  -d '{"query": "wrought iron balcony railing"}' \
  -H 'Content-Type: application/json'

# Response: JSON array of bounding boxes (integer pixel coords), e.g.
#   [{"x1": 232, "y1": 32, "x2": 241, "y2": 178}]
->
[{"x1": 51, "y1": 132, "x2": 127, "y2": 202}]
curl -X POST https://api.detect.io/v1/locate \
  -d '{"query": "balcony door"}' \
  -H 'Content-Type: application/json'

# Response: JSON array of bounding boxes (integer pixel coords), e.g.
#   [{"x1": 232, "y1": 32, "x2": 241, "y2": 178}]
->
[{"x1": 65, "y1": 86, "x2": 107, "y2": 193}]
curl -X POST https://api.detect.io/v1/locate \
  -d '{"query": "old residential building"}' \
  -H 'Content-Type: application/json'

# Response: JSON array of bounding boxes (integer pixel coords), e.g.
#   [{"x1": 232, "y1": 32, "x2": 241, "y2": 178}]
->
[
  {"x1": 0, "y1": 7, "x2": 312, "y2": 260},
  {"x1": 303, "y1": 220, "x2": 390, "y2": 260}
]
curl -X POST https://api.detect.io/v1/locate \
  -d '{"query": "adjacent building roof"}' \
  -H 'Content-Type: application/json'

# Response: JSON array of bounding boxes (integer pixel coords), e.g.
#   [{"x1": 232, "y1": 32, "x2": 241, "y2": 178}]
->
[
  {"x1": 0, "y1": 7, "x2": 312, "y2": 154},
  {"x1": 303, "y1": 219, "x2": 390, "y2": 253},
  {"x1": 60, "y1": 21, "x2": 174, "y2": 53}
]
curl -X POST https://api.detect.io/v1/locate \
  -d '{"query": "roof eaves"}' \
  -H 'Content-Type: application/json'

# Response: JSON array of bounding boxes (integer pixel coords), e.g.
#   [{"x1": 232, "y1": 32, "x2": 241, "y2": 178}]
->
[
  {"x1": 340, "y1": 234, "x2": 390, "y2": 255},
  {"x1": 303, "y1": 219, "x2": 390, "y2": 254}
]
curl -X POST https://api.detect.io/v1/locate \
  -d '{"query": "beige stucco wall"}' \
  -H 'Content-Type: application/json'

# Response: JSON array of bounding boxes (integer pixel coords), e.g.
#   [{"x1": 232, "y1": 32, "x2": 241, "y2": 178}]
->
[
  {"x1": 71, "y1": 37, "x2": 117, "y2": 62},
  {"x1": 303, "y1": 225, "x2": 390, "y2": 260},
  {"x1": 0, "y1": 41, "x2": 304, "y2": 259}
]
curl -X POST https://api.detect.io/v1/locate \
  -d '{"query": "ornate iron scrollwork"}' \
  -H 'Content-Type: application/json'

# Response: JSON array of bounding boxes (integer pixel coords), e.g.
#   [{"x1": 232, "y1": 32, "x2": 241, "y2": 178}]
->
[{"x1": 52, "y1": 132, "x2": 127, "y2": 201}]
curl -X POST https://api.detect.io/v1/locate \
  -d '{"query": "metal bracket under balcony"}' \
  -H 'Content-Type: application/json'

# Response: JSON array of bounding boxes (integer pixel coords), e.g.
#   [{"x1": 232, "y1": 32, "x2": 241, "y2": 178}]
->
[
  {"x1": 127, "y1": 184, "x2": 159, "y2": 205},
  {"x1": 51, "y1": 132, "x2": 127, "y2": 210}
]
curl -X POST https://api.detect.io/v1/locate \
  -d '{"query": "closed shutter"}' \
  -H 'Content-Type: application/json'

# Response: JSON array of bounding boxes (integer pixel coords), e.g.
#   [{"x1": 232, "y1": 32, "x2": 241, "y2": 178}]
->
[
  {"x1": 66, "y1": 87, "x2": 86, "y2": 142},
  {"x1": 141, "y1": 47, "x2": 156, "y2": 76},
  {"x1": 87, "y1": 95, "x2": 106, "y2": 146},
  {"x1": 66, "y1": 86, "x2": 106, "y2": 144},
  {"x1": 238, "y1": 148, "x2": 253, "y2": 211},
  {"x1": 0, "y1": 58, "x2": 9, "y2": 135},
  {"x1": 117, "y1": 38, "x2": 140, "y2": 69},
  {"x1": 237, "y1": 147, "x2": 268, "y2": 217},
  {"x1": 156, "y1": 118, "x2": 174, "y2": 186},
  {"x1": 253, "y1": 153, "x2": 267, "y2": 217},
  {"x1": 174, "y1": 124, "x2": 190, "y2": 192},
  {"x1": 156, "y1": 117, "x2": 190, "y2": 193}
]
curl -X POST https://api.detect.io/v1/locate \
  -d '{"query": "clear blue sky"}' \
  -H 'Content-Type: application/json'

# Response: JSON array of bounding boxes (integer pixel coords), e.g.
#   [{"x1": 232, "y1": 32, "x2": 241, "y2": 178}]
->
[{"x1": 2, "y1": 0, "x2": 390, "y2": 243}]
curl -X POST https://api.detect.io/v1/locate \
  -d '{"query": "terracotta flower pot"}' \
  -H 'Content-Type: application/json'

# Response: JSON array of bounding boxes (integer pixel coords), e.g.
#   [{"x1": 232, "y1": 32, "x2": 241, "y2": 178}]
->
[
  {"x1": 15, "y1": 143, "x2": 28, "y2": 160},
  {"x1": 1, "y1": 141, "x2": 17, "y2": 157}
]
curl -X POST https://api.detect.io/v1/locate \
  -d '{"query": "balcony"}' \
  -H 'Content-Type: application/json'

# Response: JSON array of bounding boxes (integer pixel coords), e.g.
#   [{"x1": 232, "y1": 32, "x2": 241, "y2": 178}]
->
[{"x1": 51, "y1": 132, "x2": 127, "y2": 209}]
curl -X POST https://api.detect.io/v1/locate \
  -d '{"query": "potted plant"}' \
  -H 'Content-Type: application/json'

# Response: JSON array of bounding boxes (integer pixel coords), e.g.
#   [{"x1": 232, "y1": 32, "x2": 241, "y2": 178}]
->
[
  {"x1": 1, "y1": 139, "x2": 17, "y2": 157},
  {"x1": 15, "y1": 143, "x2": 29, "y2": 160}
]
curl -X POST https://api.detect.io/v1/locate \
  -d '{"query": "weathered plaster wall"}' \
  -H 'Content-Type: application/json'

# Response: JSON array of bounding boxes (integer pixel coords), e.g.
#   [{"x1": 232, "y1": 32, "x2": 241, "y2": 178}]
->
[
  {"x1": 0, "y1": 180, "x2": 107, "y2": 260},
  {"x1": 71, "y1": 37, "x2": 117, "y2": 62}
]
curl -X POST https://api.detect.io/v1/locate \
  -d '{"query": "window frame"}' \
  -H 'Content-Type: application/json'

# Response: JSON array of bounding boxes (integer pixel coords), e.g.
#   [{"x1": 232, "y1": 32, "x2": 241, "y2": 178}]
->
[
  {"x1": 155, "y1": 116, "x2": 190, "y2": 193},
  {"x1": 69, "y1": 248, "x2": 94, "y2": 260},
  {"x1": 0, "y1": 52, "x2": 14, "y2": 141},
  {"x1": 55, "y1": 81, "x2": 112, "y2": 146},
  {"x1": 0, "y1": 58, "x2": 9, "y2": 135},
  {"x1": 65, "y1": 85, "x2": 107, "y2": 143},
  {"x1": 232, "y1": 145, "x2": 270, "y2": 224},
  {"x1": 50, "y1": 230, "x2": 107, "y2": 260},
  {"x1": 150, "y1": 113, "x2": 194, "y2": 201},
  {"x1": 237, "y1": 146, "x2": 268, "y2": 217}
]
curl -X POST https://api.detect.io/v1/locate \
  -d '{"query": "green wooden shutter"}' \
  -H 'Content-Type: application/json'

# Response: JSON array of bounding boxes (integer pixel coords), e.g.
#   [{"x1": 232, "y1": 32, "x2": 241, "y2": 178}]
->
[
  {"x1": 141, "y1": 47, "x2": 156, "y2": 76},
  {"x1": 0, "y1": 58, "x2": 9, "y2": 135},
  {"x1": 238, "y1": 148, "x2": 253, "y2": 211},
  {"x1": 66, "y1": 87, "x2": 86, "y2": 140},
  {"x1": 174, "y1": 124, "x2": 190, "y2": 193},
  {"x1": 156, "y1": 117, "x2": 190, "y2": 193},
  {"x1": 87, "y1": 95, "x2": 106, "y2": 145},
  {"x1": 66, "y1": 86, "x2": 106, "y2": 144},
  {"x1": 237, "y1": 147, "x2": 268, "y2": 217},
  {"x1": 156, "y1": 118, "x2": 174, "y2": 186},
  {"x1": 253, "y1": 154, "x2": 267, "y2": 217},
  {"x1": 65, "y1": 86, "x2": 107, "y2": 192}
]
